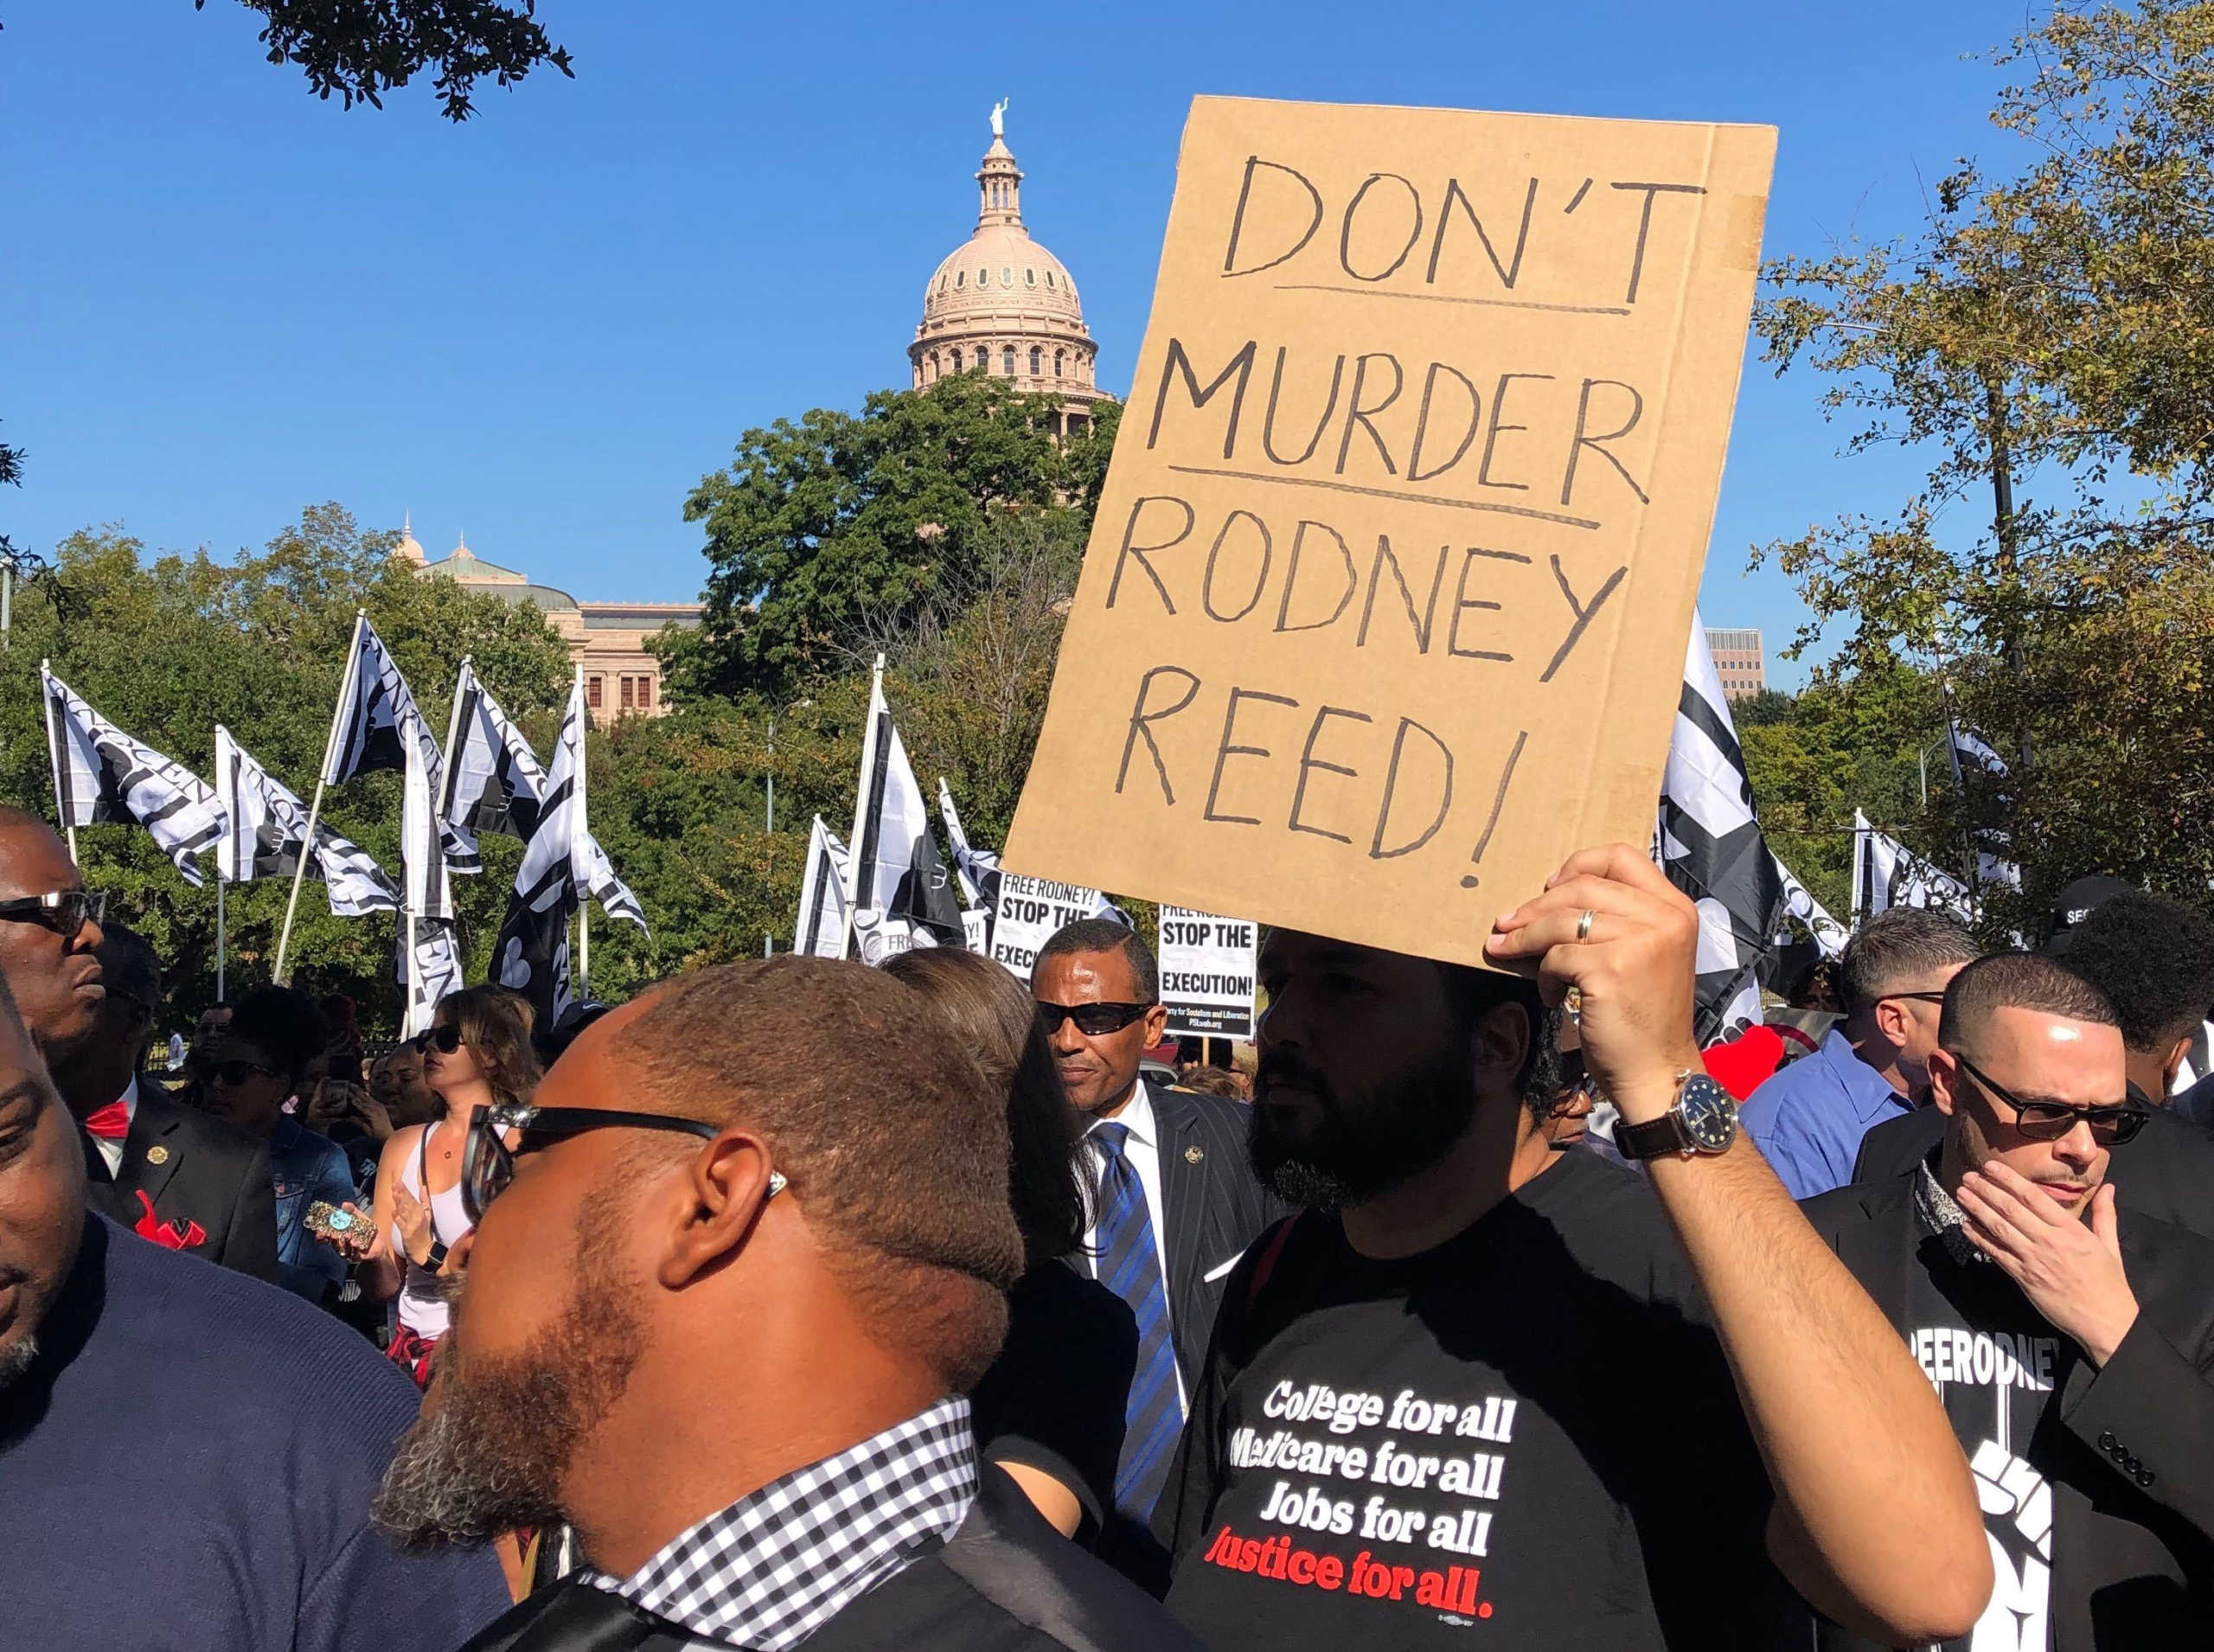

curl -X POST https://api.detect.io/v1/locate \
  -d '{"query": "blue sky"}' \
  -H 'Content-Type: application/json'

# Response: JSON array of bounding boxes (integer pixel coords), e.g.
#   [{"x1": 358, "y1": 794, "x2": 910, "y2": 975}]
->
[{"x1": 3, "y1": 1, "x2": 2037, "y2": 688}]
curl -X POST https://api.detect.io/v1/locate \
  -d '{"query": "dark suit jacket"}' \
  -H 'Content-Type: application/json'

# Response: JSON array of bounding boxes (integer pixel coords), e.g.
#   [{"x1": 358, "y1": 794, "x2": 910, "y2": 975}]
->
[
  {"x1": 1852, "y1": 1104, "x2": 2214, "y2": 1242},
  {"x1": 458, "y1": 1463, "x2": 1208, "y2": 1652},
  {"x1": 1802, "y1": 1172, "x2": 2214, "y2": 1649},
  {"x1": 83, "y1": 1088, "x2": 280, "y2": 1283}
]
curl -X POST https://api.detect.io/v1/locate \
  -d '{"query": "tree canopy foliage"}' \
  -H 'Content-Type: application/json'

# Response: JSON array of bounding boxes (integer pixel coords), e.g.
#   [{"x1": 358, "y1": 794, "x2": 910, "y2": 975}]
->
[
  {"x1": 1756, "y1": 0, "x2": 2214, "y2": 928},
  {"x1": 677, "y1": 375, "x2": 1118, "y2": 702}
]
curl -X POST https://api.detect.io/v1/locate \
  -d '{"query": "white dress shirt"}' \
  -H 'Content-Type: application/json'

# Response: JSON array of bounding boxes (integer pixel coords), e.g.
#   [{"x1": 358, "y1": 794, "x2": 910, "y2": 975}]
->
[
  {"x1": 92, "y1": 1075, "x2": 139, "y2": 1180},
  {"x1": 1082, "y1": 1080, "x2": 1187, "y2": 1414}
]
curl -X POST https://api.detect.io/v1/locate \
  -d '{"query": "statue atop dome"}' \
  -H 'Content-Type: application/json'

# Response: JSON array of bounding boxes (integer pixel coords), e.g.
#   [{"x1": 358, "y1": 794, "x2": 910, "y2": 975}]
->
[{"x1": 990, "y1": 98, "x2": 1008, "y2": 138}]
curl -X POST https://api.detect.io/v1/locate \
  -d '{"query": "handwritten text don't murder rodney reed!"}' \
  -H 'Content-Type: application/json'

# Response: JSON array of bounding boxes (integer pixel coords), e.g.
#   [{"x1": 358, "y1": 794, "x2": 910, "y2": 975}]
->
[{"x1": 1010, "y1": 99, "x2": 1774, "y2": 967}]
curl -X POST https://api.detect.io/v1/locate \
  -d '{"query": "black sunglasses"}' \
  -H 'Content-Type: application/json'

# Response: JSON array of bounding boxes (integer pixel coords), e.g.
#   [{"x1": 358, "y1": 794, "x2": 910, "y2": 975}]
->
[
  {"x1": 462, "y1": 1102, "x2": 789, "y2": 1222},
  {"x1": 0, "y1": 888, "x2": 106, "y2": 942},
  {"x1": 209, "y1": 1059, "x2": 280, "y2": 1087},
  {"x1": 1952, "y1": 1053, "x2": 2148, "y2": 1145},
  {"x1": 1034, "y1": 1000, "x2": 1155, "y2": 1037},
  {"x1": 416, "y1": 1024, "x2": 462, "y2": 1054}
]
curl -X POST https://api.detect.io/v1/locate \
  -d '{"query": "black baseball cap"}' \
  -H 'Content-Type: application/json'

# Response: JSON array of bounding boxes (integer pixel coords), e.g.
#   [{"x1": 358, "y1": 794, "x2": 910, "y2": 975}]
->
[{"x1": 2044, "y1": 875, "x2": 2135, "y2": 953}]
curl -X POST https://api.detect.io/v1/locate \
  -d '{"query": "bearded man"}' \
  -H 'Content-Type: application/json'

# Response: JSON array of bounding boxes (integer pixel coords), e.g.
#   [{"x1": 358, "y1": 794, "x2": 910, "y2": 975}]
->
[{"x1": 1155, "y1": 845, "x2": 1993, "y2": 1651}]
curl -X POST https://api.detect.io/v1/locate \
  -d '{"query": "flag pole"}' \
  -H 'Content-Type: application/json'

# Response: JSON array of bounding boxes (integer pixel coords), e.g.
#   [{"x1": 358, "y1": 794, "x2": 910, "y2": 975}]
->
[
  {"x1": 838, "y1": 654, "x2": 886, "y2": 960},
  {"x1": 39, "y1": 661, "x2": 77, "y2": 864},
  {"x1": 277, "y1": 610, "x2": 364, "y2": 984},
  {"x1": 573, "y1": 664, "x2": 589, "y2": 998},
  {"x1": 215, "y1": 879, "x2": 226, "y2": 1003}
]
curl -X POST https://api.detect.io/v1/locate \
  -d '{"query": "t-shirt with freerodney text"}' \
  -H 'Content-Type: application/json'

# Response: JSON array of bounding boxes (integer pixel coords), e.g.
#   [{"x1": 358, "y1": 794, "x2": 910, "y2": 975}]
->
[{"x1": 1160, "y1": 1149, "x2": 1799, "y2": 1650}]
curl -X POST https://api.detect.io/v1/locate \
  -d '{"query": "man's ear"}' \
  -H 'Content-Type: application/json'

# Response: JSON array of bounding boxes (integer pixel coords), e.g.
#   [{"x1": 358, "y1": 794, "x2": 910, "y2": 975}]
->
[
  {"x1": 656, "y1": 1130, "x2": 784, "y2": 1291},
  {"x1": 1926, "y1": 1047, "x2": 1963, "y2": 1119},
  {"x1": 1871, "y1": 997, "x2": 1909, "y2": 1050},
  {"x1": 1471, "y1": 1001, "x2": 1532, "y2": 1094},
  {"x1": 1141, "y1": 1001, "x2": 1170, "y2": 1050},
  {"x1": 2161, "y1": 1034, "x2": 2193, "y2": 1096}
]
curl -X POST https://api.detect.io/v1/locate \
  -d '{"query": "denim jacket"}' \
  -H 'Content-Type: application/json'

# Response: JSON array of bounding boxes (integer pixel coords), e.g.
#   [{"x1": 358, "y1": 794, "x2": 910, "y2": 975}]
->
[{"x1": 270, "y1": 1117, "x2": 360, "y2": 1303}]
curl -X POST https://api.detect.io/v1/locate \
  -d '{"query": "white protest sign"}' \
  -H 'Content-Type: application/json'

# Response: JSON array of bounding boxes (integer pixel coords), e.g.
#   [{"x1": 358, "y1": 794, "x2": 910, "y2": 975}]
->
[
  {"x1": 1158, "y1": 906, "x2": 1258, "y2": 1039},
  {"x1": 990, "y1": 873, "x2": 1106, "y2": 980}
]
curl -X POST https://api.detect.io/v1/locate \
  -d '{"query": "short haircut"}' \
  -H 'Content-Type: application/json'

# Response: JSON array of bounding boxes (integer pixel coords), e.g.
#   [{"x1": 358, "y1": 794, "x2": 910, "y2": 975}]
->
[
  {"x1": 2051, "y1": 892, "x2": 2214, "y2": 1053},
  {"x1": 1437, "y1": 963, "x2": 1554, "y2": 1113},
  {"x1": 226, "y1": 985, "x2": 327, "y2": 1083},
  {"x1": 606, "y1": 957, "x2": 1024, "y2": 1391},
  {"x1": 1939, "y1": 952, "x2": 2118, "y2": 1052},
  {"x1": 1840, "y1": 909, "x2": 1981, "y2": 1015},
  {"x1": 1033, "y1": 918, "x2": 1156, "y2": 1002}
]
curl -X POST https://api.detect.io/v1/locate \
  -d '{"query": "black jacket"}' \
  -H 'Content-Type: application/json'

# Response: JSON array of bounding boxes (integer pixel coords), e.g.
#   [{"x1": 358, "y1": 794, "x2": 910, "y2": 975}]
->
[
  {"x1": 455, "y1": 1466, "x2": 1209, "y2": 1652},
  {"x1": 83, "y1": 1087, "x2": 280, "y2": 1283},
  {"x1": 1801, "y1": 1171, "x2": 2214, "y2": 1649},
  {"x1": 1852, "y1": 1103, "x2": 2214, "y2": 1242}
]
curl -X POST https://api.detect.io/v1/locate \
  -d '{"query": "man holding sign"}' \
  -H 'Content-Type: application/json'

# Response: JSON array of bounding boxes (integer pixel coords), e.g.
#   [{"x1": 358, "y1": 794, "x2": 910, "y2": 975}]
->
[
  {"x1": 1003, "y1": 95, "x2": 1987, "y2": 1649},
  {"x1": 1157, "y1": 847, "x2": 1989, "y2": 1648}
]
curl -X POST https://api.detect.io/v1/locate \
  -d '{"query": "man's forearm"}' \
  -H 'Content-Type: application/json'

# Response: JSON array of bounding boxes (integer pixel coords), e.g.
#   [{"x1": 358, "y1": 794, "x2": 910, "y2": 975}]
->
[{"x1": 1646, "y1": 1137, "x2": 1989, "y2": 1642}]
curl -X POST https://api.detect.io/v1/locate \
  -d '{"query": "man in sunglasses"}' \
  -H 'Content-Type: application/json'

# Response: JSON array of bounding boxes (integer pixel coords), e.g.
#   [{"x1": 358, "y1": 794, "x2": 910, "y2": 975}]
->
[
  {"x1": 372, "y1": 957, "x2": 1203, "y2": 1652},
  {"x1": 1031, "y1": 919, "x2": 1288, "y2": 1590},
  {"x1": 1741, "y1": 907, "x2": 1981, "y2": 1199},
  {"x1": 1804, "y1": 951, "x2": 2214, "y2": 1649}
]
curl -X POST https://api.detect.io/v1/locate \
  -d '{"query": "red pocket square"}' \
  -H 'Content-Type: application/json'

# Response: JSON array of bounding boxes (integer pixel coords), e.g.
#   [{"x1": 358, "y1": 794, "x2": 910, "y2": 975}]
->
[{"x1": 133, "y1": 1190, "x2": 208, "y2": 1251}]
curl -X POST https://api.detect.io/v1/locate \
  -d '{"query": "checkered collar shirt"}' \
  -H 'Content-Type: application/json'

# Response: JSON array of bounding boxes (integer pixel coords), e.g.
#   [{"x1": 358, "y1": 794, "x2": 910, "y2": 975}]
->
[{"x1": 576, "y1": 1396, "x2": 978, "y2": 1650}]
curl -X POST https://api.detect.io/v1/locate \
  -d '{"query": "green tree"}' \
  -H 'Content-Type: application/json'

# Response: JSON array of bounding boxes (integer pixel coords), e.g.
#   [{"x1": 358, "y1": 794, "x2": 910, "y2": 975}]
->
[
  {"x1": 679, "y1": 375, "x2": 1121, "y2": 701},
  {"x1": 193, "y1": 0, "x2": 573, "y2": 120},
  {"x1": 1755, "y1": 2, "x2": 2214, "y2": 926},
  {"x1": 0, "y1": 505, "x2": 571, "y2": 1029}
]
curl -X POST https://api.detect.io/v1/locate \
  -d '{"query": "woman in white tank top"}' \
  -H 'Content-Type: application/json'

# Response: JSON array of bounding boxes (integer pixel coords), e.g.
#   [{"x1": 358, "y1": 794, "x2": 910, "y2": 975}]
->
[{"x1": 362, "y1": 986, "x2": 542, "y2": 1388}]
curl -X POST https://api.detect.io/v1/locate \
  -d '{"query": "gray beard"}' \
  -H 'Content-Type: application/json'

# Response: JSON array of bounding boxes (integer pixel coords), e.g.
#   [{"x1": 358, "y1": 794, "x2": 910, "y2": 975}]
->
[
  {"x1": 371, "y1": 1190, "x2": 644, "y2": 1552},
  {"x1": 0, "y1": 1334, "x2": 40, "y2": 1394}
]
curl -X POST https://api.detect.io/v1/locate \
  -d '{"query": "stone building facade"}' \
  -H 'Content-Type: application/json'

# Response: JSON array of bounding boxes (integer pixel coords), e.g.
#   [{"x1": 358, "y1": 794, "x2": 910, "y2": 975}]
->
[{"x1": 400, "y1": 522, "x2": 700, "y2": 717}]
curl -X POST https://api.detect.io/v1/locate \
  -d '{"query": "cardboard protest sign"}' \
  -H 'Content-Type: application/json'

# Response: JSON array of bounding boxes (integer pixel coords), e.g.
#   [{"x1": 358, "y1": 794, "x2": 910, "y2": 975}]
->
[
  {"x1": 990, "y1": 873, "x2": 1108, "y2": 979},
  {"x1": 1008, "y1": 97, "x2": 1774, "y2": 967},
  {"x1": 1158, "y1": 906, "x2": 1258, "y2": 1038}
]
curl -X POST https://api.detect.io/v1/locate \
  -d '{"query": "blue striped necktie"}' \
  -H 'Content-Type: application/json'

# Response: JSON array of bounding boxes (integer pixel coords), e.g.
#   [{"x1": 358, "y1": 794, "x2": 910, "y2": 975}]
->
[{"x1": 1091, "y1": 1119, "x2": 1181, "y2": 1523}]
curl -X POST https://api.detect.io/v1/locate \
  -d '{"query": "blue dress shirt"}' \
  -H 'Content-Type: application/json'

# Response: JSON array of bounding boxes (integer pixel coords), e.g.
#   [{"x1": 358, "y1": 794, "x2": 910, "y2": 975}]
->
[{"x1": 1740, "y1": 1027, "x2": 1910, "y2": 1201}]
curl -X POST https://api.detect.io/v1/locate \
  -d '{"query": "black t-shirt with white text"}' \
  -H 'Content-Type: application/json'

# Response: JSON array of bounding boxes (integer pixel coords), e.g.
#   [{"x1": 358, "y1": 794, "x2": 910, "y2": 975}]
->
[{"x1": 1160, "y1": 1149, "x2": 1796, "y2": 1650}]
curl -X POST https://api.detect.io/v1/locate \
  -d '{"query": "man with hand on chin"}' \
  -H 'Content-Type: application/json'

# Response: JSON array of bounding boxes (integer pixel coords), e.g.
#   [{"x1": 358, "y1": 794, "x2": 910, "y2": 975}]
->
[
  {"x1": 1804, "y1": 953, "x2": 2214, "y2": 1650},
  {"x1": 1159, "y1": 844, "x2": 1989, "y2": 1650}
]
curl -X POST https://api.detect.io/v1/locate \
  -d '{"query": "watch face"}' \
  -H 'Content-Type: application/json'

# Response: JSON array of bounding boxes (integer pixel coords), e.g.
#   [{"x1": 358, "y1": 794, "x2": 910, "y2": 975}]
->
[{"x1": 1677, "y1": 1075, "x2": 1738, "y2": 1152}]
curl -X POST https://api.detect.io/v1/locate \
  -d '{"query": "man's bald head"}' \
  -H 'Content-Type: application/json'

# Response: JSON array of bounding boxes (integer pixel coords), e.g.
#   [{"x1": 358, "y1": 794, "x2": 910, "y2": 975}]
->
[
  {"x1": 0, "y1": 808, "x2": 105, "y2": 1074},
  {"x1": 598, "y1": 958, "x2": 1024, "y2": 1388}
]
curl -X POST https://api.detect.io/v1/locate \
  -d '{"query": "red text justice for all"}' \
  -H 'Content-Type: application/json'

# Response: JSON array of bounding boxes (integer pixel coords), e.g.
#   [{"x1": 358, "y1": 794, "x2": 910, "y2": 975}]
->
[{"x1": 1201, "y1": 1527, "x2": 1493, "y2": 1618}]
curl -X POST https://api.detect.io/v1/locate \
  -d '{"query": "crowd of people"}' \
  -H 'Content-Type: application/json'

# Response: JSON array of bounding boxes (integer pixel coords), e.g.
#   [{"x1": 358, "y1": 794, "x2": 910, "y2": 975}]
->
[{"x1": 0, "y1": 795, "x2": 2210, "y2": 1651}]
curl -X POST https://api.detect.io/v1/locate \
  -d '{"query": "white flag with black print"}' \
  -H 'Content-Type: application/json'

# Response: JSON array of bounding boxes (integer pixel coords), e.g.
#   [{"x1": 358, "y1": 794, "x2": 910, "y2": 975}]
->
[
  {"x1": 400, "y1": 919, "x2": 465, "y2": 1038},
  {"x1": 1942, "y1": 685, "x2": 2023, "y2": 893},
  {"x1": 323, "y1": 616, "x2": 466, "y2": 910},
  {"x1": 213, "y1": 726, "x2": 397, "y2": 917},
  {"x1": 41, "y1": 664, "x2": 225, "y2": 886},
  {"x1": 1655, "y1": 618, "x2": 1785, "y2": 1043},
  {"x1": 1772, "y1": 850, "x2": 1848, "y2": 957},
  {"x1": 441, "y1": 659, "x2": 548, "y2": 862},
  {"x1": 935, "y1": 778, "x2": 997, "y2": 912},
  {"x1": 794, "y1": 816, "x2": 853, "y2": 959},
  {"x1": 844, "y1": 665, "x2": 963, "y2": 957},
  {"x1": 1851, "y1": 810, "x2": 1975, "y2": 924},
  {"x1": 493, "y1": 676, "x2": 645, "y2": 1024}
]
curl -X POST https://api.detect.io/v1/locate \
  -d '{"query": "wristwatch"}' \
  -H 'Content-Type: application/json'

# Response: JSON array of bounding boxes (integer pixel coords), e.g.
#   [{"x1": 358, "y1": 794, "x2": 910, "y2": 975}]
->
[{"x1": 1613, "y1": 1070, "x2": 1738, "y2": 1161}]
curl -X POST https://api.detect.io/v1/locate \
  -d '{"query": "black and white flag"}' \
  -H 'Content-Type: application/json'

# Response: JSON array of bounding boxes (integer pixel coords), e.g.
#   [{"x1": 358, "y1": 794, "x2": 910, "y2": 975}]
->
[
  {"x1": 845, "y1": 664, "x2": 963, "y2": 957},
  {"x1": 794, "y1": 816, "x2": 853, "y2": 958},
  {"x1": 1851, "y1": 809, "x2": 1974, "y2": 924},
  {"x1": 441, "y1": 659, "x2": 548, "y2": 861},
  {"x1": 213, "y1": 726, "x2": 397, "y2": 917},
  {"x1": 323, "y1": 615, "x2": 462, "y2": 915},
  {"x1": 493, "y1": 676, "x2": 646, "y2": 1023},
  {"x1": 1942, "y1": 685, "x2": 2022, "y2": 893},
  {"x1": 41, "y1": 665, "x2": 225, "y2": 886},
  {"x1": 400, "y1": 919, "x2": 465, "y2": 1037},
  {"x1": 1656, "y1": 618, "x2": 1785, "y2": 1043},
  {"x1": 935, "y1": 778, "x2": 996, "y2": 912},
  {"x1": 1772, "y1": 851, "x2": 1847, "y2": 957}
]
